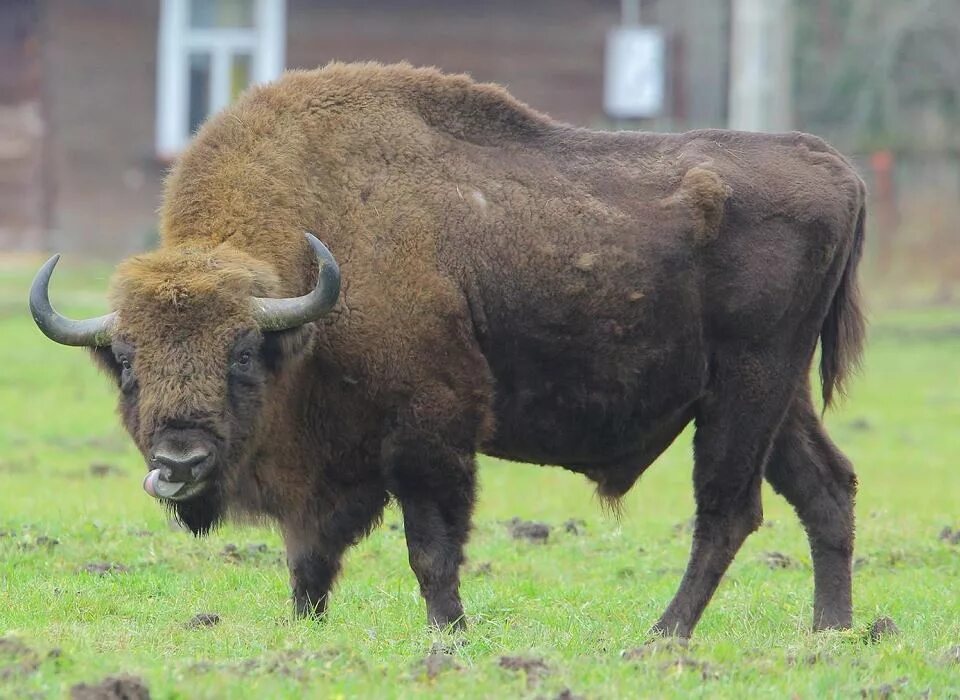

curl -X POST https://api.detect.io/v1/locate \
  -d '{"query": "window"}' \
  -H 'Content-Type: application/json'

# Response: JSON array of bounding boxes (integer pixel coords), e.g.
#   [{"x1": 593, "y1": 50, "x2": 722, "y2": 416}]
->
[{"x1": 156, "y1": 0, "x2": 286, "y2": 158}]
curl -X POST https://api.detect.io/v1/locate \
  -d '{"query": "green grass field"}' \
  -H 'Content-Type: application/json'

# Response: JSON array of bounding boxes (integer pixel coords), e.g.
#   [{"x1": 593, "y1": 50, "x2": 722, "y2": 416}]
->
[{"x1": 1, "y1": 259, "x2": 958, "y2": 699}]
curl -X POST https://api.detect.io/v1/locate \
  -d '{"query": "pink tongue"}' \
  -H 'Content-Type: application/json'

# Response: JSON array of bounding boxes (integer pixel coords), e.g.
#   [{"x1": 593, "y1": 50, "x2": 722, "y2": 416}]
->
[
  {"x1": 142, "y1": 469, "x2": 185, "y2": 499},
  {"x1": 143, "y1": 469, "x2": 159, "y2": 497}
]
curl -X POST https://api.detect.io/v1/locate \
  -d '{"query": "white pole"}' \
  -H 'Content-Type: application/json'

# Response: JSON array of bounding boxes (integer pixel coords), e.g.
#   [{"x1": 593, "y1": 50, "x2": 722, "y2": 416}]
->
[
  {"x1": 621, "y1": 0, "x2": 640, "y2": 25},
  {"x1": 728, "y1": 0, "x2": 792, "y2": 132},
  {"x1": 156, "y1": 0, "x2": 188, "y2": 157},
  {"x1": 256, "y1": 0, "x2": 286, "y2": 82}
]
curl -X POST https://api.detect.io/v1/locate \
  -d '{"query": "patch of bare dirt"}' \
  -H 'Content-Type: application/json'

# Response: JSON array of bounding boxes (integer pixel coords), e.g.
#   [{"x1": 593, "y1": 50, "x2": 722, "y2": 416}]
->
[
  {"x1": 191, "y1": 649, "x2": 350, "y2": 681},
  {"x1": 938, "y1": 526, "x2": 960, "y2": 545},
  {"x1": 0, "y1": 459, "x2": 35, "y2": 474},
  {"x1": 762, "y1": 551, "x2": 800, "y2": 569},
  {"x1": 624, "y1": 639, "x2": 716, "y2": 680},
  {"x1": 15, "y1": 534, "x2": 60, "y2": 551},
  {"x1": 622, "y1": 638, "x2": 689, "y2": 661},
  {"x1": 941, "y1": 645, "x2": 960, "y2": 665},
  {"x1": 80, "y1": 562, "x2": 128, "y2": 576},
  {"x1": 660, "y1": 656, "x2": 719, "y2": 680},
  {"x1": 419, "y1": 652, "x2": 461, "y2": 679},
  {"x1": 70, "y1": 675, "x2": 150, "y2": 700},
  {"x1": 468, "y1": 561, "x2": 493, "y2": 576},
  {"x1": 89, "y1": 463, "x2": 124, "y2": 478},
  {"x1": 551, "y1": 689, "x2": 586, "y2": 700},
  {"x1": 220, "y1": 543, "x2": 282, "y2": 564},
  {"x1": 868, "y1": 616, "x2": 900, "y2": 642},
  {"x1": 186, "y1": 613, "x2": 220, "y2": 628},
  {"x1": 499, "y1": 655, "x2": 549, "y2": 688},
  {"x1": 507, "y1": 518, "x2": 551, "y2": 544},
  {"x1": 0, "y1": 637, "x2": 41, "y2": 681},
  {"x1": 859, "y1": 676, "x2": 908, "y2": 699},
  {"x1": 786, "y1": 651, "x2": 833, "y2": 666}
]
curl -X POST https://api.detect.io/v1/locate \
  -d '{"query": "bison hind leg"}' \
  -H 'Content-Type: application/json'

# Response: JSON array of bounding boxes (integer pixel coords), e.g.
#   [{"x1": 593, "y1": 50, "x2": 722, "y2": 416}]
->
[
  {"x1": 765, "y1": 390, "x2": 856, "y2": 631},
  {"x1": 651, "y1": 348, "x2": 802, "y2": 638}
]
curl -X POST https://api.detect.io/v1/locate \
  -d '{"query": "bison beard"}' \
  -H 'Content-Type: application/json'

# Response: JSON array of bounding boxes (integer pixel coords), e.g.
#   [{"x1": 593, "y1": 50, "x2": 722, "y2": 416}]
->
[
  {"x1": 170, "y1": 484, "x2": 225, "y2": 537},
  {"x1": 28, "y1": 62, "x2": 867, "y2": 638}
]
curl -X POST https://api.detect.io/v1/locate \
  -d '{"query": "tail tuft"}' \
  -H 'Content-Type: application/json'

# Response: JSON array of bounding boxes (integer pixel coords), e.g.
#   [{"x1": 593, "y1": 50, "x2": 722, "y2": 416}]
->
[{"x1": 820, "y1": 204, "x2": 867, "y2": 408}]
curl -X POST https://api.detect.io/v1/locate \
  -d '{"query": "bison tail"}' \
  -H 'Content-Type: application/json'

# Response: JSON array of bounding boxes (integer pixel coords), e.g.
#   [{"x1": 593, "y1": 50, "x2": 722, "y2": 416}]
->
[{"x1": 819, "y1": 203, "x2": 867, "y2": 409}]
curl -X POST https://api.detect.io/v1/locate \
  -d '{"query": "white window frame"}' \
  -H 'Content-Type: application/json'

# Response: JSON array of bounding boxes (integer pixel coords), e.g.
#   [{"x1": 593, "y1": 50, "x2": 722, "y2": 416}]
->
[{"x1": 155, "y1": 0, "x2": 286, "y2": 158}]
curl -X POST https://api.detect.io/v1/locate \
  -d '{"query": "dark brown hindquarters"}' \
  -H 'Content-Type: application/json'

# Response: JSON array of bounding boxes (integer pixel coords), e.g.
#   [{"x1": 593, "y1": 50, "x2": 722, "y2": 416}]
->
[
  {"x1": 650, "y1": 199, "x2": 866, "y2": 637},
  {"x1": 763, "y1": 203, "x2": 864, "y2": 631}
]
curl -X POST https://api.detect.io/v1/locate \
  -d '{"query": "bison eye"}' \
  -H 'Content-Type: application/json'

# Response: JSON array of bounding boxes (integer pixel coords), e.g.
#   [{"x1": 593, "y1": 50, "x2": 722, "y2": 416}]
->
[
  {"x1": 117, "y1": 355, "x2": 135, "y2": 393},
  {"x1": 236, "y1": 351, "x2": 251, "y2": 366}
]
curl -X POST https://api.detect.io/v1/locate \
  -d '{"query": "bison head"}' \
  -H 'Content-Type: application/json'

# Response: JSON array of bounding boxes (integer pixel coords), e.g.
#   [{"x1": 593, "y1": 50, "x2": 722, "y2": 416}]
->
[{"x1": 29, "y1": 233, "x2": 339, "y2": 534}]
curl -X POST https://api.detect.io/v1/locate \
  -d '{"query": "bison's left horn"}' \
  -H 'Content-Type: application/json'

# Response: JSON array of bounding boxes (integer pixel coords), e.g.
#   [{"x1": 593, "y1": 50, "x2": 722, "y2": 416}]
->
[
  {"x1": 29, "y1": 254, "x2": 116, "y2": 347},
  {"x1": 252, "y1": 233, "x2": 341, "y2": 332}
]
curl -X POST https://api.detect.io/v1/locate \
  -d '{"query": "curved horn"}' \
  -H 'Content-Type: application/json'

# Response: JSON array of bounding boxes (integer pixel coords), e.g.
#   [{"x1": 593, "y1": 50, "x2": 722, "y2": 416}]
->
[
  {"x1": 29, "y1": 254, "x2": 115, "y2": 347},
  {"x1": 252, "y1": 233, "x2": 341, "y2": 332}
]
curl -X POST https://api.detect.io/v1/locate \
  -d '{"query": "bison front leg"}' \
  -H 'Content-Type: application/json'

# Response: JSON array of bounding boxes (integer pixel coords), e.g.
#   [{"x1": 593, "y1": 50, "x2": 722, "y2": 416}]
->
[
  {"x1": 287, "y1": 549, "x2": 337, "y2": 619},
  {"x1": 383, "y1": 430, "x2": 476, "y2": 630},
  {"x1": 282, "y1": 484, "x2": 388, "y2": 619}
]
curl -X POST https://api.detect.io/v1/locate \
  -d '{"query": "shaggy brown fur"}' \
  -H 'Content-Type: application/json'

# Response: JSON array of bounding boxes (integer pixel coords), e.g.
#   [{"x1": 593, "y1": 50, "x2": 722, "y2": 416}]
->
[{"x1": 84, "y1": 62, "x2": 865, "y2": 636}]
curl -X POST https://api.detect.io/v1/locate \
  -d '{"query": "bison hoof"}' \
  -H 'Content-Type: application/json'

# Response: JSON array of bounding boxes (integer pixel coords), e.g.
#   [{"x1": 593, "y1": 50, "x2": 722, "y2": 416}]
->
[
  {"x1": 293, "y1": 593, "x2": 329, "y2": 620},
  {"x1": 647, "y1": 619, "x2": 691, "y2": 640},
  {"x1": 430, "y1": 615, "x2": 466, "y2": 632},
  {"x1": 428, "y1": 606, "x2": 466, "y2": 631},
  {"x1": 813, "y1": 615, "x2": 853, "y2": 632}
]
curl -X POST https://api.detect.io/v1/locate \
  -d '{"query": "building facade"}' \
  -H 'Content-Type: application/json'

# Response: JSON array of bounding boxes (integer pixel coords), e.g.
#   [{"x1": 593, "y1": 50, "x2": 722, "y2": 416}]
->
[{"x1": 0, "y1": 0, "x2": 731, "y2": 256}]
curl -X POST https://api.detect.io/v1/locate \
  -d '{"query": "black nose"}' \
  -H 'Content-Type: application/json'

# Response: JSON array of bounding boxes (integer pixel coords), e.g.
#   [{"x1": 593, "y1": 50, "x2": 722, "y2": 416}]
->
[{"x1": 151, "y1": 447, "x2": 212, "y2": 483}]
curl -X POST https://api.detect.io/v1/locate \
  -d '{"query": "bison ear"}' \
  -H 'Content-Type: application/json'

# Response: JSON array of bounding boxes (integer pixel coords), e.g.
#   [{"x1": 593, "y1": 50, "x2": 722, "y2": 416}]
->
[{"x1": 262, "y1": 326, "x2": 312, "y2": 372}]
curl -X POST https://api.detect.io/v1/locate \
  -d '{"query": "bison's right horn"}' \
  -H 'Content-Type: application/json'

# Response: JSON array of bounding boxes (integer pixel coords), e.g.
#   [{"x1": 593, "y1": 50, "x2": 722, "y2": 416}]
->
[
  {"x1": 29, "y1": 254, "x2": 116, "y2": 347},
  {"x1": 252, "y1": 233, "x2": 341, "y2": 332}
]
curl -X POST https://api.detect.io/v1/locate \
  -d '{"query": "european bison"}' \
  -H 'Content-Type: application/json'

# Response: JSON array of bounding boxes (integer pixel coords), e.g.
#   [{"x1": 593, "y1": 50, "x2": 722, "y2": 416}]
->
[{"x1": 30, "y1": 62, "x2": 865, "y2": 637}]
